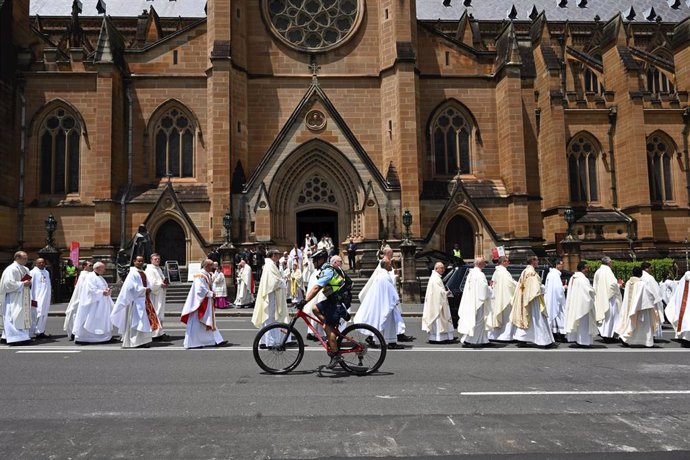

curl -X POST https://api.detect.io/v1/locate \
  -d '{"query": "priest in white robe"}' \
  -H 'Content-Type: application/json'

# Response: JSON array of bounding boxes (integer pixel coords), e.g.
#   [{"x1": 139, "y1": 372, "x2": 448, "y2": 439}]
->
[
  {"x1": 252, "y1": 249, "x2": 289, "y2": 347},
  {"x1": 211, "y1": 262, "x2": 230, "y2": 309},
  {"x1": 665, "y1": 270, "x2": 690, "y2": 346},
  {"x1": 289, "y1": 262, "x2": 304, "y2": 303},
  {"x1": 72, "y1": 262, "x2": 113, "y2": 343},
  {"x1": 641, "y1": 262, "x2": 664, "y2": 338},
  {"x1": 353, "y1": 259, "x2": 403, "y2": 349},
  {"x1": 458, "y1": 257, "x2": 491, "y2": 346},
  {"x1": 510, "y1": 256, "x2": 554, "y2": 347},
  {"x1": 181, "y1": 259, "x2": 225, "y2": 348},
  {"x1": 0, "y1": 251, "x2": 33, "y2": 345},
  {"x1": 544, "y1": 260, "x2": 566, "y2": 339},
  {"x1": 593, "y1": 257, "x2": 623, "y2": 341},
  {"x1": 564, "y1": 262, "x2": 598, "y2": 347},
  {"x1": 617, "y1": 267, "x2": 660, "y2": 347},
  {"x1": 288, "y1": 245, "x2": 303, "y2": 274},
  {"x1": 233, "y1": 259, "x2": 254, "y2": 308},
  {"x1": 111, "y1": 255, "x2": 160, "y2": 348},
  {"x1": 659, "y1": 273, "x2": 677, "y2": 306},
  {"x1": 29, "y1": 258, "x2": 52, "y2": 338},
  {"x1": 422, "y1": 262, "x2": 456, "y2": 343},
  {"x1": 488, "y1": 256, "x2": 517, "y2": 341},
  {"x1": 145, "y1": 253, "x2": 169, "y2": 338},
  {"x1": 64, "y1": 260, "x2": 93, "y2": 340}
]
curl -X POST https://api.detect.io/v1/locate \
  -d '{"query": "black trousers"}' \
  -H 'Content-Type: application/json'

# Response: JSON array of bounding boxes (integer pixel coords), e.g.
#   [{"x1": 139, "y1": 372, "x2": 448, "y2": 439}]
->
[{"x1": 347, "y1": 254, "x2": 356, "y2": 269}]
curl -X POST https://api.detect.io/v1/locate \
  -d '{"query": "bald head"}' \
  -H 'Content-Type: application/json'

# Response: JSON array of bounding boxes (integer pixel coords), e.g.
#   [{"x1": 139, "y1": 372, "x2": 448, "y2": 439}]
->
[
  {"x1": 93, "y1": 261, "x2": 106, "y2": 274},
  {"x1": 474, "y1": 257, "x2": 486, "y2": 268},
  {"x1": 203, "y1": 259, "x2": 214, "y2": 272},
  {"x1": 14, "y1": 251, "x2": 28, "y2": 265},
  {"x1": 434, "y1": 261, "x2": 445, "y2": 275},
  {"x1": 35, "y1": 258, "x2": 46, "y2": 270}
]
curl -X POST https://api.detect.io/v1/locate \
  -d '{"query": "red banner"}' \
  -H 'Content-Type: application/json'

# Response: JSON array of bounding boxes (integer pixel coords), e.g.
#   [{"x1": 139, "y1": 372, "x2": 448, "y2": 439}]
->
[{"x1": 69, "y1": 242, "x2": 80, "y2": 265}]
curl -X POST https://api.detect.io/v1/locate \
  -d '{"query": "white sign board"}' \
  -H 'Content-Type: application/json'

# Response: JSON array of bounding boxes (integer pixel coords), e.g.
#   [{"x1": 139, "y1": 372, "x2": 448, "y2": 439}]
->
[{"x1": 187, "y1": 262, "x2": 202, "y2": 282}]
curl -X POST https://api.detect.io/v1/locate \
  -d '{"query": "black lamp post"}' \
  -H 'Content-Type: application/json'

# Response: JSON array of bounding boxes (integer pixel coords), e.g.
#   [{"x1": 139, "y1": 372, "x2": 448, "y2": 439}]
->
[
  {"x1": 564, "y1": 207, "x2": 575, "y2": 240},
  {"x1": 222, "y1": 210, "x2": 234, "y2": 247},
  {"x1": 38, "y1": 213, "x2": 60, "y2": 302},
  {"x1": 402, "y1": 209, "x2": 413, "y2": 243},
  {"x1": 45, "y1": 213, "x2": 57, "y2": 247}
]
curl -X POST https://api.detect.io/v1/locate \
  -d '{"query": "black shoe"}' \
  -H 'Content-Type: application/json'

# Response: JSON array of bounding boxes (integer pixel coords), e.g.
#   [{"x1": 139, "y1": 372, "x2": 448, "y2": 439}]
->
[
  {"x1": 325, "y1": 353, "x2": 343, "y2": 369},
  {"x1": 215, "y1": 340, "x2": 229, "y2": 347},
  {"x1": 388, "y1": 343, "x2": 405, "y2": 350},
  {"x1": 68, "y1": 334, "x2": 74, "y2": 341},
  {"x1": 35, "y1": 333, "x2": 51, "y2": 339},
  {"x1": 397, "y1": 334, "x2": 416, "y2": 342},
  {"x1": 136, "y1": 343, "x2": 151, "y2": 349},
  {"x1": 259, "y1": 344, "x2": 267, "y2": 349}
]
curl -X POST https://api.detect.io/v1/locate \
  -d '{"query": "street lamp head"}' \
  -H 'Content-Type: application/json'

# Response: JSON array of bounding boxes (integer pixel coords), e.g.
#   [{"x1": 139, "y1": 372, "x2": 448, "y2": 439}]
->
[
  {"x1": 564, "y1": 207, "x2": 575, "y2": 225},
  {"x1": 45, "y1": 214, "x2": 57, "y2": 233},
  {"x1": 402, "y1": 210, "x2": 412, "y2": 230},
  {"x1": 222, "y1": 211, "x2": 232, "y2": 232}
]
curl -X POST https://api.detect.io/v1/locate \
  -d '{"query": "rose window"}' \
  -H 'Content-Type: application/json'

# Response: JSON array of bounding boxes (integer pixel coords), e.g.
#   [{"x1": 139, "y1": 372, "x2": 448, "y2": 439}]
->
[
  {"x1": 263, "y1": 0, "x2": 364, "y2": 52},
  {"x1": 298, "y1": 175, "x2": 337, "y2": 205}
]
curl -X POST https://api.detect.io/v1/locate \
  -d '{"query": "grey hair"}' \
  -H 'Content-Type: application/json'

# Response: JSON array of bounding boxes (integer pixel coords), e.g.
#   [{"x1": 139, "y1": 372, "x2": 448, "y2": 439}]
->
[
  {"x1": 601, "y1": 256, "x2": 612, "y2": 265},
  {"x1": 474, "y1": 256, "x2": 485, "y2": 267},
  {"x1": 93, "y1": 261, "x2": 105, "y2": 270},
  {"x1": 266, "y1": 249, "x2": 281, "y2": 258}
]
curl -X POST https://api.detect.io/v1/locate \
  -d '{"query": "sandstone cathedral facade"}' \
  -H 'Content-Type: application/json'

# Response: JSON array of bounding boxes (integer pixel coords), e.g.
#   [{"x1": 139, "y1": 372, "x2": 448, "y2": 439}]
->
[{"x1": 1, "y1": 0, "x2": 690, "y2": 268}]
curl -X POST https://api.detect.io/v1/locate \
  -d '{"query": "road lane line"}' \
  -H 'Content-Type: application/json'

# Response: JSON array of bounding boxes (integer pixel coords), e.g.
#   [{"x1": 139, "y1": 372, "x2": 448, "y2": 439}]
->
[
  {"x1": 1, "y1": 346, "x2": 688, "y2": 352},
  {"x1": 460, "y1": 390, "x2": 690, "y2": 396},
  {"x1": 15, "y1": 350, "x2": 81, "y2": 354}
]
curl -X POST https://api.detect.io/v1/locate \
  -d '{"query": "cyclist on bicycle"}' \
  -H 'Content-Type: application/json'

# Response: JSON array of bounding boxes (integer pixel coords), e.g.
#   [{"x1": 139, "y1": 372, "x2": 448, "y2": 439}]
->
[{"x1": 301, "y1": 255, "x2": 352, "y2": 369}]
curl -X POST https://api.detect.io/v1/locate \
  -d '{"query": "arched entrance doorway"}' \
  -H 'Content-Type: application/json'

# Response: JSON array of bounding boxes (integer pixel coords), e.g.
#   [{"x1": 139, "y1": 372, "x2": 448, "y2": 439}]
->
[
  {"x1": 296, "y1": 209, "x2": 338, "y2": 247},
  {"x1": 445, "y1": 215, "x2": 475, "y2": 259},
  {"x1": 155, "y1": 219, "x2": 187, "y2": 265}
]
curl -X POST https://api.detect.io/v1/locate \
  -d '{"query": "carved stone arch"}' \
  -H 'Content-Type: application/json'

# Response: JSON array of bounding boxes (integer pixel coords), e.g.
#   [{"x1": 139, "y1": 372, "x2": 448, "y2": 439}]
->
[
  {"x1": 147, "y1": 212, "x2": 190, "y2": 266},
  {"x1": 645, "y1": 130, "x2": 681, "y2": 203},
  {"x1": 647, "y1": 130, "x2": 679, "y2": 153},
  {"x1": 567, "y1": 131, "x2": 604, "y2": 154},
  {"x1": 145, "y1": 98, "x2": 202, "y2": 180},
  {"x1": 268, "y1": 139, "x2": 366, "y2": 245},
  {"x1": 425, "y1": 98, "x2": 482, "y2": 144},
  {"x1": 438, "y1": 206, "x2": 484, "y2": 258},
  {"x1": 28, "y1": 98, "x2": 89, "y2": 143}
]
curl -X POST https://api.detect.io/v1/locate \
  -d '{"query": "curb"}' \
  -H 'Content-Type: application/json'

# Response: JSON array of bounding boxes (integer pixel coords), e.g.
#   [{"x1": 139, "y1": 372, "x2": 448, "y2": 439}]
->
[{"x1": 48, "y1": 312, "x2": 425, "y2": 318}]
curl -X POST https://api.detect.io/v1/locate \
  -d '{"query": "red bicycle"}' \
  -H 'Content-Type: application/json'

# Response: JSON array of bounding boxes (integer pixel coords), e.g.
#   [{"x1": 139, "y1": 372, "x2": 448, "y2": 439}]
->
[{"x1": 252, "y1": 304, "x2": 387, "y2": 375}]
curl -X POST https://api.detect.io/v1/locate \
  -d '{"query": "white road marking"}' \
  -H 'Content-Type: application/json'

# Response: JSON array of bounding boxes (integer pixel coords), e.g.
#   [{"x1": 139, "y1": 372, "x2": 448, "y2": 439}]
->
[
  {"x1": 460, "y1": 390, "x2": 690, "y2": 396},
  {"x1": 447, "y1": 416, "x2": 456, "y2": 426},
  {"x1": 15, "y1": 350, "x2": 81, "y2": 354}
]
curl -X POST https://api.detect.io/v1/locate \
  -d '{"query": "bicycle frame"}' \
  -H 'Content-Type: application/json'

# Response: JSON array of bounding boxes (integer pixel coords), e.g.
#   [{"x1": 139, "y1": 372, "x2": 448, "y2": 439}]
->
[{"x1": 283, "y1": 306, "x2": 365, "y2": 355}]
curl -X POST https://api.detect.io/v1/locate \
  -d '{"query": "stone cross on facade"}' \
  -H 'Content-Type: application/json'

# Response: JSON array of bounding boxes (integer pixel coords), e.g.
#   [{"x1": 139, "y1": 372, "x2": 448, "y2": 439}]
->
[{"x1": 309, "y1": 57, "x2": 320, "y2": 85}]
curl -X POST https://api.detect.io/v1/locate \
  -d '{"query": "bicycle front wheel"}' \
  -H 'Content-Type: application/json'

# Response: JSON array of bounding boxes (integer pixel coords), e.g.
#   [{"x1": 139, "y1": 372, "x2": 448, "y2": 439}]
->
[
  {"x1": 337, "y1": 323, "x2": 387, "y2": 375},
  {"x1": 252, "y1": 323, "x2": 304, "y2": 374}
]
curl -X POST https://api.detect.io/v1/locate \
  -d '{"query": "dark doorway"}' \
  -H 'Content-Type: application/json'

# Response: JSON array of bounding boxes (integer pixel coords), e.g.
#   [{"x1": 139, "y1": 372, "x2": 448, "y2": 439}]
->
[
  {"x1": 445, "y1": 215, "x2": 474, "y2": 260},
  {"x1": 155, "y1": 219, "x2": 187, "y2": 265},
  {"x1": 296, "y1": 209, "x2": 338, "y2": 247}
]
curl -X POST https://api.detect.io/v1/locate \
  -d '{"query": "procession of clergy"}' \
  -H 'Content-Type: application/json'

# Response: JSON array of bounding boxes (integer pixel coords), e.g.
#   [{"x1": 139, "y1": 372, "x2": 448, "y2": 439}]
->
[{"x1": 1, "y1": 246, "x2": 689, "y2": 350}]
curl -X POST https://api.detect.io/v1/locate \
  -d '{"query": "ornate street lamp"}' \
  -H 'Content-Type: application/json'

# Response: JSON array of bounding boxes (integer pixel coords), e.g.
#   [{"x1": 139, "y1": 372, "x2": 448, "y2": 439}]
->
[
  {"x1": 44, "y1": 213, "x2": 57, "y2": 247},
  {"x1": 223, "y1": 210, "x2": 232, "y2": 244},
  {"x1": 563, "y1": 207, "x2": 575, "y2": 240},
  {"x1": 402, "y1": 209, "x2": 413, "y2": 243}
]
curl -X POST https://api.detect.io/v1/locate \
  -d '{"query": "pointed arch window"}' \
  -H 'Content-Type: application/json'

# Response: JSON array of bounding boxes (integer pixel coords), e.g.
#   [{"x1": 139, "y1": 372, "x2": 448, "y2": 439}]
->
[
  {"x1": 40, "y1": 108, "x2": 81, "y2": 194},
  {"x1": 431, "y1": 106, "x2": 472, "y2": 176},
  {"x1": 154, "y1": 108, "x2": 194, "y2": 178},
  {"x1": 647, "y1": 134, "x2": 674, "y2": 202},
  {"x1": 646, "y1": 66, "x2": 674, "y2": 95},
  {"x1": 567, "y1": 134, "x2": 599, "y2": 203}
]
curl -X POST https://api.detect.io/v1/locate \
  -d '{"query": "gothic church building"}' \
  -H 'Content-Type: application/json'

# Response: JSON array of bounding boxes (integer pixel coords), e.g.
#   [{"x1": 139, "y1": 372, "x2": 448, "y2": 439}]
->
[{"x1": 1, "y1": 0, "x2": 690, "y2": 268}]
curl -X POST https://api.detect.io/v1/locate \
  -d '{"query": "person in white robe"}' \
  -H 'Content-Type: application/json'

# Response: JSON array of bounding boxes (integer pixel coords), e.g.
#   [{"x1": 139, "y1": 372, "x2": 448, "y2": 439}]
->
[
  {"x1": 458, "y1": 257, "x2": 491, "y2": 346},
  {"x1": 64, "y1": 260, "x2": 93, "y2": 340},
  {"x1": 641, "y1": 262, "x2": 665, "y2": 338},
  {"x1": 303, "y1": 249, "x2": 328, "y2": 341},
  {"x1": 488, "y1": 256, "x2": 517, "y2": 341},
  {"x1": 0, "y1": 251, "x2": 33, "y2": 345},
  {"x1": 211, "y1": 262, "x2": 231, "y2": 309},
  {"x1": 181, "y1": 259, "x2": 225, "y2": 348},
  {"x1": 616, "y1": 267, "x2": 660, "y2": 347},
  {"x1": 145, "y1": 253, "x2": 169, "y2": 338},
  {"x1": 288, "y1": 245, "x2": 303, "y2": 274},
  {"x1": 593, "y1": 257, "x2": 623, "y2": 341},
  {"x1": 111, "y1": 255, "x2": 160, "y2": 348},
  {"x1": 422, "y1": 262, "x2": 456, "y2": 343},
  {"x1": 353, "y1": 259, "x2": 404, "y2": 349},
  {"x1": 564, "y1": 262, "x2": 598, "y2": 347},
  {"x1": 251, "y1": 249, "x2": 289, "y2": 347},
  {"x1": 233, "y1": 259, "x2": 254, "y2": 308},
  {"x1": 665, "y1": 270, "x2": 690, "y2": 346},
  {"x1": 72, "y1": 262, "x2": 113, "y2": 344},
  {"x1": 510, "y1": 256, "x2": 554, "y2": 347},
  {"x1": 659, "y1": 272, "x2": 677, "y2": 306},
  {"x1": 544, "y1": 260, "x2": 566, "y2": 339},
  {"x1": 289, "y1": 262, "x2": 304, "y2": 303},
  {"x1": 29, "y1": 258, "x2": 52, "y2": 338}
]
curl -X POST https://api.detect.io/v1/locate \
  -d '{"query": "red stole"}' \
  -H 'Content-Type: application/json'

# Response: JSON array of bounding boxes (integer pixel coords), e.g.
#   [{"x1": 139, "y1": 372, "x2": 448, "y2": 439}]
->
[
  {"x1": 678, "y1": 279, "x2": 689, "y2": 333},
  {"x1": 138, "y1": 270, "x2": 161, "y2": 331},
  {"x1": 181, "y1": 272, "x2": 216, "y2": 331}
]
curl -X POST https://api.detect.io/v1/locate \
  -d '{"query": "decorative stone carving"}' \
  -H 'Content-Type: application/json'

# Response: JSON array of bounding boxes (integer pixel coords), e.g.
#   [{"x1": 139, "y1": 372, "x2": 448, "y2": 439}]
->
[
  {"x1": 297, "y1": 175, "x2": 337, "y2": 205},
  {"x1": 305, "y1": 109, "x2": 326, "y2": 131}
]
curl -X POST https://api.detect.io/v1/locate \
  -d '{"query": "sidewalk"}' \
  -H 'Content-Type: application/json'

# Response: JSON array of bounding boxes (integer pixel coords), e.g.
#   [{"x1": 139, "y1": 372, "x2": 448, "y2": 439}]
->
[{"x1": 47, "y1": 302, "x2": 426, "y2": 317}]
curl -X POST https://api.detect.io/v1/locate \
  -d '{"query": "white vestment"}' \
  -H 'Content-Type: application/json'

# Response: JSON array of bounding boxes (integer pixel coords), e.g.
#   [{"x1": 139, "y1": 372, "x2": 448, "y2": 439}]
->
[
  {"x1": 457, "y1": 266, "x2": 491, "y2": 345},
  {"x1": 488, "y1": 265, "x2": 517, "y2": 341},
  {"x1": 354, "y1": 268, "x2": 401, "y2": 344},
  {"x1": 252, "y1": 259, "x2": 288, "y2": 346},
  {"x1": 660, "y1": 279, "x2": 677, "y2": 305},
  {"x1": 145, "y1": 264, "x2": 167, "y2": 337},
  {"x1": 64, "y1": 271, "x2": 89, "y2": 335},
  {"x1": 29, "y1": 267, "x2": 52, "y2": 335},
  {"x1": 289, "y1": 268, "x2": 304, "y2": 302},
  {"x1": 73, "y1": 272, "x2": 113, "y2": 343},
  {"x1": 593, "y1": 265, "x2": 622, "y2": 338},
  {"x1": 665, "y1": 272, "x2": 690, "y2": 343},
  {"x1": 288, "y1": 249, "x2": 303, "y2": 274},
  {"x1": 510, "y1": 265, "x2": 554, "y2": 346},
  {"x1": 544, "y1": 268, "x2": 566, "y2": 334},
  {"x1": 111, "y1": 267, "x2": 154, "y2": 348},
  {"x1": 564, "y1": 272, "x2": 598, "y2": 345},
  {"x1": 0, "y1": 262, "x2": 32, "y2": 343},
  {"x1": 212, "y1": 271, "x2": 227, "y2": 297},
  {"x1": 421, "y1": 270, "x2": 455, "y2": 342},
  {"x1": 617, "y1": 277, "x2": 659, "y2": 347},
  {"x1": 181, "y1": 270, "x2": 224, "y2": 348},
  {"x1": 234, "y1": 264, "x2": 254, "y2": 306},
  {"x1": 359, "y1": 265, "x2": 405, "y2": 336},
  {"x1": 641, "y1": 271, "x2": 664, "y2": 337}
]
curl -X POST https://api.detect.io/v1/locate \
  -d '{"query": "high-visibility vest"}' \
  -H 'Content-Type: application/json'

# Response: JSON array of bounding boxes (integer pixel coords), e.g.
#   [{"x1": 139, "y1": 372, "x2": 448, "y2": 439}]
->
[{"x1": 453, "y1": 249, "x2": 462, "y2": 258}]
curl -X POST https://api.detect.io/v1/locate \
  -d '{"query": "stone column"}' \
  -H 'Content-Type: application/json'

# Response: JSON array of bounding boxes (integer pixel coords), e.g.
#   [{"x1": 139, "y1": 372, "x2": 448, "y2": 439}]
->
[
  {"x1": 559, "y1": 236, "x2": 582, "y2": 272},
  {"x1": 218, "y1": 242, "x2": 237, "y2": 300},
  {"x1": 399, "y1": 241, "x2": 419, "y2": 303}
]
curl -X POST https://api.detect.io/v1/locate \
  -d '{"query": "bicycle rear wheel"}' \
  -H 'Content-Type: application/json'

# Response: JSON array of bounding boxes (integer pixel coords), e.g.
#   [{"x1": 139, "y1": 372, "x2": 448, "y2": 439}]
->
[
  {"x1": 336, "y1": 323, "x2": 387, "y2": 375},
  {"x1": 252, "y1": 323, "x2": 304, "y2": 374}
]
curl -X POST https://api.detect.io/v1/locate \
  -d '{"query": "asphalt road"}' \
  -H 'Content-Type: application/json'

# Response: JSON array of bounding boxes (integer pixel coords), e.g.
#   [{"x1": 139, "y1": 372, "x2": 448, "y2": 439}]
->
[{"x1": 1, "y1": 317, "x2": 689, "y2": 459}]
